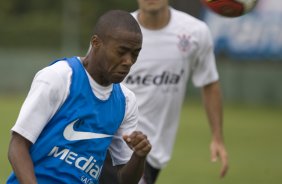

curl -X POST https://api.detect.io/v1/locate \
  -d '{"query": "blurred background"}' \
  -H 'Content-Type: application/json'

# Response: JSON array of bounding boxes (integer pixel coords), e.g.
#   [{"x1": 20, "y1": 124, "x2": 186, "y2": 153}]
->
[{"x1": 0, "y1": 0, "x2": 281, "y2": 183}]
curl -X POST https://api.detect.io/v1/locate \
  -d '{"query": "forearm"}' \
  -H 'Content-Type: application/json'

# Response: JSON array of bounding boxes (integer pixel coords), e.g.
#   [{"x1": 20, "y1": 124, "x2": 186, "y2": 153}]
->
[
  {"x1": 201, "y1": 82, "x2": 229, "y2": 177},
  {"x1": 8, "y1": 132, "x2": 37, "y2": 184},
  {"x1": 117, "y1": 153, "x2": 146, "y2": 184},
  {"x1": 202, "y1": 81, "x2": 224, "y2": 141}
]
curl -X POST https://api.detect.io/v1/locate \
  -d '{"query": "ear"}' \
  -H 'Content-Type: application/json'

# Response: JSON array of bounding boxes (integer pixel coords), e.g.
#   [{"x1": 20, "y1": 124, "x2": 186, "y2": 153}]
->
[{"x1": 91, "y1": 35, "x2": 102, "y2": 49}]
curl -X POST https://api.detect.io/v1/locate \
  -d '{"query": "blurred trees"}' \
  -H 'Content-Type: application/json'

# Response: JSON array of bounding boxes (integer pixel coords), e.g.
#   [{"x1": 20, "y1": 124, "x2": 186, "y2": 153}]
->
[
  {"x1": 0, "y1": 0, "x2": 62, "y2": 48},
  {"x1": 0, "y1": 0, "x2": 138, "y2": 50},
  {"x1": 0, "y1": 0, "x2": 202, "y2": 50},
  {"x1": 0, "y1": 0, "x2": 202, "y2": 51}
]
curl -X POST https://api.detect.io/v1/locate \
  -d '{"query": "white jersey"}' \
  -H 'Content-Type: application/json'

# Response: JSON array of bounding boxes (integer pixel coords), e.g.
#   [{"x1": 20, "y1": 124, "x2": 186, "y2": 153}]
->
[
  {"x1": 124, "y1": 8, "x2": 219, "y2": 169},
  {"x1": 12, "y1": 58, "x2": 138, "y2": 166}
]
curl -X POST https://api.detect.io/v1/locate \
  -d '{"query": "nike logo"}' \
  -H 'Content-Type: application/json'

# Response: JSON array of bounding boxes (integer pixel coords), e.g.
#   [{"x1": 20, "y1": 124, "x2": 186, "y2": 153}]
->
[{"x1": 63, "y1": 119, "x2": 113, "y2": 141}]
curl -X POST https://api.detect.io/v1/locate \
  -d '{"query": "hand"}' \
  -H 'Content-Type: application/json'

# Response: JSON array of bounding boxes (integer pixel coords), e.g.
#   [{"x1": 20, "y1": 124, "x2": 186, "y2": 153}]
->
[
  {"x1": 210, "y1": 139, "x2": 229, "y2": 178},
  {"x1": 123, "y1": 131, "x2": 151, "y2": 157}
]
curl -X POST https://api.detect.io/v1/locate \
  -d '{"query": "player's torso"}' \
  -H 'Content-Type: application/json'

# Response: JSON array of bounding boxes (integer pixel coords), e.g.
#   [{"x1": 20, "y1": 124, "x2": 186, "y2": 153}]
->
[
  {"x1": 125, "y1": 9, "x2": 204, "y2": 104},
  {"x1": 23, "y1": 58, "x2": 125, "y2": 184}
]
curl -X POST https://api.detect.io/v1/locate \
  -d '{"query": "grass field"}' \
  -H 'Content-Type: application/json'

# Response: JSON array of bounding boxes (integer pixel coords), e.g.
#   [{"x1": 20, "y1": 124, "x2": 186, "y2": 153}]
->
[{"x1": 0, "y1": 95, "x2": 281, "y2": 183}]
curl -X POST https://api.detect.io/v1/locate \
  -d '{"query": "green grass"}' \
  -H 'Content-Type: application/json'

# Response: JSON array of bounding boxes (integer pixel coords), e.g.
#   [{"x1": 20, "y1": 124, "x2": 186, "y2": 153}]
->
[
  {"x1": 0, "y1": 95, "x2": 24, "y2": 183},
  {"x1": 1, "y1": 95, "x2": 282, "y2": 183},
  {"x1": 157, "y1": 100, "x2": 282, "y2": 184}
]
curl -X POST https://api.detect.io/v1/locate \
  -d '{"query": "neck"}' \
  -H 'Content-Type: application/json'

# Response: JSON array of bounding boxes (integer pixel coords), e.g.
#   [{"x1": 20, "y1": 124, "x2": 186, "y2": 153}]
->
[
  {"x1": 81, "y1": 55, "x2": 111, "y2": 87},
  {"x1": 138, "y1": 7, "x2": 170, "y2": 30}
]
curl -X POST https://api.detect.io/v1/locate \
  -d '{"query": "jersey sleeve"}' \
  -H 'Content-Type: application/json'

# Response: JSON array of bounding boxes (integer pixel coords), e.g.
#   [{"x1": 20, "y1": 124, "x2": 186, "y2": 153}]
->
[
  {"x1": 108, "y1": 84, "x2": 138, "y2": 166},
  {"x1": 11, "y1": 61, "x2": 71, "y2": 143},
  {"x1": 191, "y1": 23, "x2": 219, "y2": 87}
]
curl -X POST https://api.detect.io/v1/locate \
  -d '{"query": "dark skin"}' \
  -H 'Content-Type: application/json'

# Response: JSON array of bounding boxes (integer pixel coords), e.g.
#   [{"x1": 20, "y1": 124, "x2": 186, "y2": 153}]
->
[
  {"x1": 118, "y1": 132, "x2": 151, "y2": 184},
  {"x1": 8, "y1": 132, "x2": 35, "y2": 184},
  {"x1": 82, "y1": 28, "x2": 142, "y2": 86},
  {"x1": 8, "y1": 28, "x2": 151, "y2": 184}
]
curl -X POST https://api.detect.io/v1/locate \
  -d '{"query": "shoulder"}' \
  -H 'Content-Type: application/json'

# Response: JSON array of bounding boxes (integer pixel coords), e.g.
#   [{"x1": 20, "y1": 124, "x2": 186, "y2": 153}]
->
[
  {"x1": 170, "y1": 8, "x2": 213, "y2": 48},
  {"x1": 32, "y1": 60, "x2": 73, "y2": 99},
  {"x1": 119, "y1": 83, "x2": 138, "y2": 117},
  {"x1": 45, "y1": 60, "x2": 72, "y2": 76},
  {"x1": 170, "y1": 7, "x2": 210, "y2": 32},
  {"x1": 118, "y1": 83, "x2": 138, "y2": 132},
  {"x1": 36, "y1": 60, "x2": 72, "y2": 85},
  {"x1": 130, "y1": 11, "x2": 138, "y2": 20},
  {"x1": 170, "y1": 7, "x2": 204, "y2": 24},
  {"x1": 119, "y1": 83, "x2": 136, "y2": 102}
]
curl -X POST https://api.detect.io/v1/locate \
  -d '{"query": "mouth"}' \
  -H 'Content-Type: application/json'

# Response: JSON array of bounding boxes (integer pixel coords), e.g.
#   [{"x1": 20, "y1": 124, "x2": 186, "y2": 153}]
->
[
  {"x1": 111, "y1": 71, "x2": 129, "y2": 83},
  {"x1": 117, "y1": 71, "x2": 129, "y2": 76},
  {"x1": 145, "y1": 0, "x2": 159, "y2": 5},
  {"x1": 118, "y1": 67, "x2": 130, "y2": 75},
  {"x1": 112, "y1": 69, "x2": 128, "y2": 77}
]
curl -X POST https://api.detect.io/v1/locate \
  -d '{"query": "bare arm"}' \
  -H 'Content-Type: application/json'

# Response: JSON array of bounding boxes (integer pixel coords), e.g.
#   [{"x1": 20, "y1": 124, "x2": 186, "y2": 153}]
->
[
  {"x1": 116, "y1": 131, "x2": 151, "y2": 184},
  {"x1": 201, "y1": 81, "x2": 228, "y2": 178},
  {"x1": 8, "y1": 132, "x2": 37, "y2": 184}
]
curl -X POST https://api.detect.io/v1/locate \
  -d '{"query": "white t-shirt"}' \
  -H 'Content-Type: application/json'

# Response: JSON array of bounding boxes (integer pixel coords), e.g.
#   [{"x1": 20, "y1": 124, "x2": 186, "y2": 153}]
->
[
  {"x1": 124, "y1": 8, "x2": 219, "y2": 169},
  {"x1": 12, "y1": 58, "x2": 138, "y2": 166}
]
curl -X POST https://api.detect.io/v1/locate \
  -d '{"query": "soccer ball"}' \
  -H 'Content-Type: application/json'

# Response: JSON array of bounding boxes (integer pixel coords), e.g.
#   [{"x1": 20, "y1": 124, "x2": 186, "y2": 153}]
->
[{"x1": 201, "y1": 0, "x2": 259, "y2": 17}]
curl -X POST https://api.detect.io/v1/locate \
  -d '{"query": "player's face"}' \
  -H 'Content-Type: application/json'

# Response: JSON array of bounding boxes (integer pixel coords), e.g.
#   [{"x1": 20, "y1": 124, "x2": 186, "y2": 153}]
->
[
  {"x1": 137, "y1": 0, "x2": 169, "y2": 13},
  {"x1": 96, "y1": 29, "x2": 142, "y2": 85}
]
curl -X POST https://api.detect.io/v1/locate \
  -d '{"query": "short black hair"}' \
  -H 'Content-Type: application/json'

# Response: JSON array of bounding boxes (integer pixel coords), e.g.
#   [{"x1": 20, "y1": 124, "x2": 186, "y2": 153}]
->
[{"x1": 93, "y1": 10, "x2": 142, "y2": 41}]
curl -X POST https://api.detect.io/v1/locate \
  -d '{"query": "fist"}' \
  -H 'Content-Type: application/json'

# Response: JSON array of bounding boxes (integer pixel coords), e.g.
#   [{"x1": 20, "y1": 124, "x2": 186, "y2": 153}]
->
[{"x1": 123, "y1": 131, "x2": 151, "y2": 157}]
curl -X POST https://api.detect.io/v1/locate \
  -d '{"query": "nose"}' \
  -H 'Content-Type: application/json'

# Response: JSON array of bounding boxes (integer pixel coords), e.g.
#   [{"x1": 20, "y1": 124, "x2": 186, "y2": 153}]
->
[{"x1": 122, "y1": 54, "x2": 134, "y2": 66}]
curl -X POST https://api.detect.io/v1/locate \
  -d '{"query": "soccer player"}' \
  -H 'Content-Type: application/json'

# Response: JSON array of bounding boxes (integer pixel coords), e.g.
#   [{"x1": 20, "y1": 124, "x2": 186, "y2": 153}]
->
[
  {"x1": 7, "y1": 10, "x2": 151, "y2": 184},
  {"x1": 100, "y1": 1, "x2": 229, "y2": 184}
]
